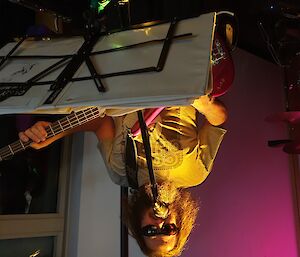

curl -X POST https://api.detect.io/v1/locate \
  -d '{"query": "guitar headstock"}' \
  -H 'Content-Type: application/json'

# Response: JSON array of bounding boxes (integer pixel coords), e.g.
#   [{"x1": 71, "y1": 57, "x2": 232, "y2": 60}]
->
[{"x1": 215, "y1": 11, "x2": 238, "y2": 51}]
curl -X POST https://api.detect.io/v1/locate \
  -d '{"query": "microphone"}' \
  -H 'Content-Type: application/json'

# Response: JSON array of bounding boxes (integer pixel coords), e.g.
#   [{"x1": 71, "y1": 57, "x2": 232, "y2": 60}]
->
[{"x1": 153, "y1": 201, "x2": 169, "y2": 219}]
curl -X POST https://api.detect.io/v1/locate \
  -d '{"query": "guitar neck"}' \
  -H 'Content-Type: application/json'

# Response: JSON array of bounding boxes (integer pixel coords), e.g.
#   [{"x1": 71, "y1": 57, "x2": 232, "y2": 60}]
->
[{"x1": 0, "y1": 107, "x2": 101, "y2": 162}]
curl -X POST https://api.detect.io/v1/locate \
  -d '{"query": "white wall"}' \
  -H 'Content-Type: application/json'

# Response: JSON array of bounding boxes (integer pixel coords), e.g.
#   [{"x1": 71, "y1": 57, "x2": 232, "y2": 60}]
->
[{"x1": 68, "y1": 132, "x2": 123, "y2": 257}]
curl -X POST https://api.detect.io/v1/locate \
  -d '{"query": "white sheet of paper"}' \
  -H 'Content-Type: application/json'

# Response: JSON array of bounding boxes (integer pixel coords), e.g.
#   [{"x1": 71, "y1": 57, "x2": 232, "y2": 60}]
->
[{"x1": 0, "y1": 13, "x2": 215, "y2": 114}]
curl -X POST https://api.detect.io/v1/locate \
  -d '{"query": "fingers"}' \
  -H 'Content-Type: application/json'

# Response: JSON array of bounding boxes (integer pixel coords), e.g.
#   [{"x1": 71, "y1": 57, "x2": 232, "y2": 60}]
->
[
  {"x1": 19, "y1": 121, "x2": 51, "y2": 143},
  {"x1": 18, "y1": 132, "x2": 30, "y2": 142}
]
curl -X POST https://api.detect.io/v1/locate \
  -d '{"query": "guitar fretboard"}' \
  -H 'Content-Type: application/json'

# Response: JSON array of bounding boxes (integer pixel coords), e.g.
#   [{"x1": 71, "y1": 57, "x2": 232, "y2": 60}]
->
[{"x1": 0, "y1": 107, "x2": 101, "y2": 161}]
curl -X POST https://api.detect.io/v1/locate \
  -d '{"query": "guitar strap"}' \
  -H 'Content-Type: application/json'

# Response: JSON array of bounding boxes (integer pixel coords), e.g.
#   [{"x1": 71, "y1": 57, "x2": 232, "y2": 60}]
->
[
  {"x1": 125, "y1": 132, "x2": 139, "y2": 189},
  {"x1": 125, "y1": 110, "x2": 158, "y2": 201}
]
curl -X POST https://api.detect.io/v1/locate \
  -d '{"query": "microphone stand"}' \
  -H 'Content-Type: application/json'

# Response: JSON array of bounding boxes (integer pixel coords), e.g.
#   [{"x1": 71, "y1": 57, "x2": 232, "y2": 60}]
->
[{"x1": 137, "y1": 110, "x2": 169, "y2": 219}]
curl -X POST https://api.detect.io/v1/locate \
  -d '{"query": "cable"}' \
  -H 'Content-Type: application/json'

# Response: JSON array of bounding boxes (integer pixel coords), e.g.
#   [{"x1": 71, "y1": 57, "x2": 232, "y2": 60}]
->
[
  {"x1": 216, "y1": 11, "x2": 235, "y2": 17},
  {"x1": 257, "y1": 20, "x2": 286, "y2": 67}
]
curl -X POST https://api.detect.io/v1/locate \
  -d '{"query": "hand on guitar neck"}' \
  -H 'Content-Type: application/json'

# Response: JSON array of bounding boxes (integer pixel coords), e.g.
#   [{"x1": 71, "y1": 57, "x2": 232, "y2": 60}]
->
[
  {"x1": 19, "y1": 121, "x2": 52, "y2": 150},
  {"x1": 18, "y1": 115, "x2": 115, "y2": 150},
  {"x1": 0, "y1": 107, "x2": 114, "y2": 162}
]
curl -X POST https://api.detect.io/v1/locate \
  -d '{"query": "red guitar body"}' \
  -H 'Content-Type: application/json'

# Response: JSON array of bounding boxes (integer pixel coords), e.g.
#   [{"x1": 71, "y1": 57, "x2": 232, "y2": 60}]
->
[{"x1": 211, "y1": 33, "x2": 235, "y2": 97}]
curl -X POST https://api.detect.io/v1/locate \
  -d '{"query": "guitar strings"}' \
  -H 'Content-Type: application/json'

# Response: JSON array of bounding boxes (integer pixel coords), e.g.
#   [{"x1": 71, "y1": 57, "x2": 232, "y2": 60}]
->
[
  {"x1": 0, "y1": 107, "x2": 99, "y2": 158},
  {"x1": 0, "y1": 107, "x2": 101, "y2": 159},
  {"x1": 44, "y1": 107, "x2": 100, "y2": 137}
]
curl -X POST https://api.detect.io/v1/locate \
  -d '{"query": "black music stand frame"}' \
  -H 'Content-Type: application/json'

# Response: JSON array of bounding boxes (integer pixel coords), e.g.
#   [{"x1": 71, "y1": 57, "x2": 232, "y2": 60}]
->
[{"x1": 0, "y1": 19, "x2": 192, "y2": 105}]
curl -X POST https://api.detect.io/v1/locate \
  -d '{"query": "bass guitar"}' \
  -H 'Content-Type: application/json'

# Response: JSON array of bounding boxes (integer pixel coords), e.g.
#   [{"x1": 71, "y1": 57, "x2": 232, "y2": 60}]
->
[{"x1": 0, "y1": 106, "x2": 101, "y2": 162}]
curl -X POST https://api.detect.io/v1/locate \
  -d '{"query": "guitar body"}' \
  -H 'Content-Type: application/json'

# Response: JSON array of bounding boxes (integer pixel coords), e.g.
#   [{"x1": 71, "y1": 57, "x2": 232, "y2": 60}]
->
[{"x1": 211, "y1": 32, "x2": 235, "y2": 98}]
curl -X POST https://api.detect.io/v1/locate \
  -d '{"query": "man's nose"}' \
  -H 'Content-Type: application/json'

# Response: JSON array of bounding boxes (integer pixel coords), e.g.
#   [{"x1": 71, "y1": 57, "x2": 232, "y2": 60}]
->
[{"x1": 151, "y1": 216, "x2": 165, "y2": 227}]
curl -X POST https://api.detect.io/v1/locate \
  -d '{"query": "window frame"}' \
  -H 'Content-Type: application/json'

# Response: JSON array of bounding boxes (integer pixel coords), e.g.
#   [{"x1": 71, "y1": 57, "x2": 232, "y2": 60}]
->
[{"x1": 0, "y1": 137, "x2": 72, "y2": 257}]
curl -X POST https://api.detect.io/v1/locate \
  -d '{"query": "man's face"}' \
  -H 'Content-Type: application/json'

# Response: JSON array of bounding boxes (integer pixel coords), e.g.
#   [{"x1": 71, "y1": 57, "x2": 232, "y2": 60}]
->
[
  {"x1": 140, "y1": 207, "x2": 178, "y2": 252},
  {"x1": 128, "y1": 182, "x2": 198, "y2": 256}
]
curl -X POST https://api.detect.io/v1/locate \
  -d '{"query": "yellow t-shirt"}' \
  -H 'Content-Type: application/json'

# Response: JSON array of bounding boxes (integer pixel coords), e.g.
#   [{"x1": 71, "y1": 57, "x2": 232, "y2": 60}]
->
[{"x1": 98, "y1": 105, "x2": 226, "y2": 188}]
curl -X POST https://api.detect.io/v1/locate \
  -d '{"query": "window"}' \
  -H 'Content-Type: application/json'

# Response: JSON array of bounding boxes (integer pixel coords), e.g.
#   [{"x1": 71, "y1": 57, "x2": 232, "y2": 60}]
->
[{"x1": 0, "y1": 114, "x2": 71, "y2": 257}]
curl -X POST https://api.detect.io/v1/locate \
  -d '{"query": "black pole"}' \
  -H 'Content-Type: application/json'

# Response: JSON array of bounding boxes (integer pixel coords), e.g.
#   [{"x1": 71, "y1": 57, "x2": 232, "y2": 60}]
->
[{"x1": 120, "y1": 186, "x2": 128, "y2": 257}]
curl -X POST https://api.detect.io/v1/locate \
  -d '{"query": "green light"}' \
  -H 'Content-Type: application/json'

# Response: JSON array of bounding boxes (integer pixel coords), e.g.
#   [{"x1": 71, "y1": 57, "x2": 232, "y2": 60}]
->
[
  {"x1": 98, "y1": 0, "x2": 111, "y2": 13},
  {"x1": 112, "y1": 43, "x2": 123, "y2": 48}
]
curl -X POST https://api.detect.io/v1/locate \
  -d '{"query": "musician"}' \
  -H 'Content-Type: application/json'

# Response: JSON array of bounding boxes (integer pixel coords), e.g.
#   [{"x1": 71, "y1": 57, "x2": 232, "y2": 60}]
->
[{"x1": 18, "y1": 95, "x2": 227, "y2": 257}]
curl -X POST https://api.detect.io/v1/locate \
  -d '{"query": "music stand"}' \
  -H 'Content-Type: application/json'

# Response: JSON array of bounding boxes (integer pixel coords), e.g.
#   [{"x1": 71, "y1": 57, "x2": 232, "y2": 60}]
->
[{"x1": 0, "y1": 12, "x2": 216, "y2": 114}]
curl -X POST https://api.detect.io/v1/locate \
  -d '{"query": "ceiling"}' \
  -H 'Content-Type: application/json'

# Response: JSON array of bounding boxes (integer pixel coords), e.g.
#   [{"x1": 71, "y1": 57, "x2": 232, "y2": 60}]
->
[{"x1": 1, "y1": 0, "x2": 299, "y2": 65}]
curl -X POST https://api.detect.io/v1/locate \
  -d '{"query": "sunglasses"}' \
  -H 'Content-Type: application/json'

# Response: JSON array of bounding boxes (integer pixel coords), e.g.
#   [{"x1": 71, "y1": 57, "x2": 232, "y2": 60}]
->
[{"x1": 142, "y1": 223, "x2": 179, "y2": 237}]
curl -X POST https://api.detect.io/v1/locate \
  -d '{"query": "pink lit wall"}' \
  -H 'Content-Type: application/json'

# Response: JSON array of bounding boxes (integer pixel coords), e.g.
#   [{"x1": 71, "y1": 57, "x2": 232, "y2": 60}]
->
[{"x1": 183, "y1": 49, "x2": 299, "y2": 257}]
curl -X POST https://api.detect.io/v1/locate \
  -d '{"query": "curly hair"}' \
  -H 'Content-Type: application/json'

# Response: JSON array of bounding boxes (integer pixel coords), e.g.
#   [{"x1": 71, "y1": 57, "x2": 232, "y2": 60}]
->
[{"x1": 124, "y1": 182, "x2": 199, "y2": 257}]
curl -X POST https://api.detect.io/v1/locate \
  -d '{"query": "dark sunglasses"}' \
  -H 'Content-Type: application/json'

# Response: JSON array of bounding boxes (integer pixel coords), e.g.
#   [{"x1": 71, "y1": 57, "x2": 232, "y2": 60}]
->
[{"x1": 142, "y1": 223, "x2": 179, "y2": 237}]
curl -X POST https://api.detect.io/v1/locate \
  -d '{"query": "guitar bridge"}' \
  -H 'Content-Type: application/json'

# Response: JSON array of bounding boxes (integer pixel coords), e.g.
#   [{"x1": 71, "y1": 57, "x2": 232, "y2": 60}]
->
[{"x1": 212, "y1": 38, "x2": 227, "y2": 65}]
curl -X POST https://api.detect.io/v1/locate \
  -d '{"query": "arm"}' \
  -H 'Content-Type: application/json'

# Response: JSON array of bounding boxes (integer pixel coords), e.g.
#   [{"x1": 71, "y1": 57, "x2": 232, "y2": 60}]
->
[
  {"x1": 198, "y1": 121, "x2": 227, "y2": 174},
  {"x1": 19, "y1": 116, "x2": 115, "y2": 150},
  {"x1": 192, "y1": 95, "x2": 228, "y2": 126}
]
